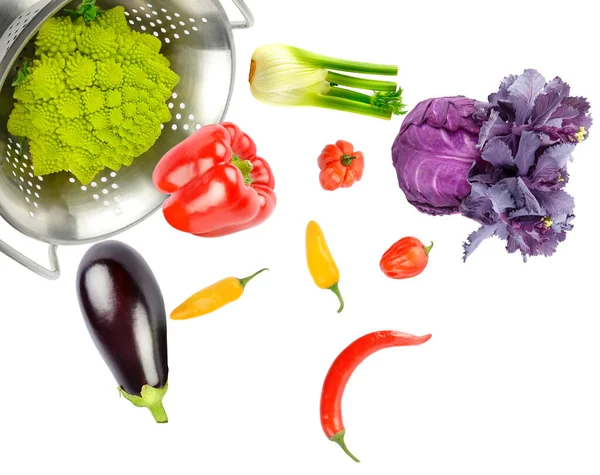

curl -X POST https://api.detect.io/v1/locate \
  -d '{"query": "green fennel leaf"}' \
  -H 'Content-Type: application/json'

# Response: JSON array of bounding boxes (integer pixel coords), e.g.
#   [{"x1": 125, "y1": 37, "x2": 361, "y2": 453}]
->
[{"x1": 371, "y1": 88, "x2": 407, "y2": 116}]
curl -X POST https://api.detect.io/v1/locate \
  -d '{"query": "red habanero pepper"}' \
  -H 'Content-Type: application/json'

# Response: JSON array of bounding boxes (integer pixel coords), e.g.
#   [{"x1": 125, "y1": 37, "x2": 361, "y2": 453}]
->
[
  {"x1": 317, "y1": 140, "x2": 364, "y2": 191},
  {"x1": 380, "y1": 237, "x2": 433, "y2": 279},
  {"x1": 152, "y1": 122, "x2": 276, "y2": 238},
  {"x1": 320, "y1": 331, "x2": 432, "y2": 462}
]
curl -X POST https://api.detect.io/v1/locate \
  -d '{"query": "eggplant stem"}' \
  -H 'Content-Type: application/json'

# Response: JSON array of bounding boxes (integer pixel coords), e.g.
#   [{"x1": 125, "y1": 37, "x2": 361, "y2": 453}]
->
[
  {"x1": 148, "y1": 401, "x2": 168, "y2": 423},
  {"x1": 118, "y1": 382, "x2": 169, "y2": 423}
]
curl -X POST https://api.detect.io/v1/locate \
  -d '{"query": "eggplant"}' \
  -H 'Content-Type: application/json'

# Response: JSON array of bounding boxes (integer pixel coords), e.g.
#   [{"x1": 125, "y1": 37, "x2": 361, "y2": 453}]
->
[{"x1": 76, "y1": 240, "x2": 169, "y2": 423}]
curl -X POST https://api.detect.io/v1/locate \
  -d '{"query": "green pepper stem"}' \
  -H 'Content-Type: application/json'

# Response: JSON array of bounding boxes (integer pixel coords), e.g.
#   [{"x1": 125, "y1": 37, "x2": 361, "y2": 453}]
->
[
  {"x1": 423, "y1": 241, "x2": 434, "y2": 255},
  {"x1": 238, "y1": 268, "x2": 269, "y2": 289},
  {"x1": 328, "y1": 282, "x2": 344, "y2": 313},
  {"x1": 340, "y1": 154, "x2": 357, "y2": 166},
  {"x1": 330, "y1": 430, "x2": 360, "y2": 463},
  {"x1": 118, "y1": 383, "x2": 169, "y2": 423},
  {"x1": 231, "y1": 154, "x2": 254, "y2": 185}
]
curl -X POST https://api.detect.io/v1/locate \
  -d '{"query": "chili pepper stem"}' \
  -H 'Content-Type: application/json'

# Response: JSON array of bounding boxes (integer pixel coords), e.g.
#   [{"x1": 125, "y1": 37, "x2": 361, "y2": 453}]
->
[
  {"x1": 330, "y1": 430, "x2": 360, "y2": 463},
  {"x1": 118, "y1": 383, "x2": 169, "y2": 423},
  {"x1": 238, "y1": 267, "x2": 269, "y2": 289},
  {"x1": 423, "y1": 241, "x2": 434, "y2": 255},
  {"x1": 340, "y1": 154, "x2": 357, "y2": 166},
  {"x1": 328, "y1": 282, "x2": 344, "y2": 313}
]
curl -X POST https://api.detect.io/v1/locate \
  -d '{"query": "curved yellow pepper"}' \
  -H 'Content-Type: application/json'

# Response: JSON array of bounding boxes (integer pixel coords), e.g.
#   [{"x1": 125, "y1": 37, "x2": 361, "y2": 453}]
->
[
  {"x1": 170, "y1": 268, "x2": 268, "y2": 320},
  {"x1": 306, "y1": 220, "x2": 344, "y2": 313}
]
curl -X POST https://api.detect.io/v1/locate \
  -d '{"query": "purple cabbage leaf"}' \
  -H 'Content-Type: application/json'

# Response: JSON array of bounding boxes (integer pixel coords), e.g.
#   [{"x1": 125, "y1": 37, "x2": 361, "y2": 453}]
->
[{"x1": 460, "y1": 69, "x2": 591, "y2": 261}]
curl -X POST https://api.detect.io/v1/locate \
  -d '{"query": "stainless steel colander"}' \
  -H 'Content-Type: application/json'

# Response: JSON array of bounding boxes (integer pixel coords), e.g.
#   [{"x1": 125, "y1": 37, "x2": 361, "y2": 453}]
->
[{"x1": 0, "y1": 0, "x2": 253, "y2": 279}]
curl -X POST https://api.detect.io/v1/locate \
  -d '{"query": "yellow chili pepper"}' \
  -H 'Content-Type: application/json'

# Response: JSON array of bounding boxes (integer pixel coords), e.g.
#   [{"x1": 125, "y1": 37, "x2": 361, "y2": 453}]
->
[
  {"x1": 170, "y1": 268, "x2": 269, "y2": 320},
  {"x1": 306, "y1": 220, "x2": 344, "y2": 313}
]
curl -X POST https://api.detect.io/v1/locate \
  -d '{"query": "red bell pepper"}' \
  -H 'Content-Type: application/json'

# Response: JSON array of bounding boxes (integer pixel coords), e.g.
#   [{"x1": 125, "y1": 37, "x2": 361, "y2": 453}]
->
[{"x1": 152, "y1": 122, "x2": 276, "y2": 237}]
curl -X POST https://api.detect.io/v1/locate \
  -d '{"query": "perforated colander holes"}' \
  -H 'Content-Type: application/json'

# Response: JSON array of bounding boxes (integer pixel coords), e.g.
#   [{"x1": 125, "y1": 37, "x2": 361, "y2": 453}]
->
[
  {"x1": 1, "y1": 9, "x2": 40, "y2": 51},
  {"x1": 71, "y1": 171, "x2": 121, "y2": 212},
  {"x1": 165, "y1": 93, "x2": 202, "y2": 132},
  {"x1": 5, "y1": 138, "x2": 39, "y2": 213},
  {"x1": 125, "y1": 4, "x2": 205, "y2": 43}
]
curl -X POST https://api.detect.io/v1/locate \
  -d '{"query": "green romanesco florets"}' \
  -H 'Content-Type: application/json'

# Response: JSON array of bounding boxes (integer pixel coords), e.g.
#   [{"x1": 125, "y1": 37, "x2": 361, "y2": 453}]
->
[
  {"x1": 7, "y1": 5, "x2": 180, "y2": 184},
  {"x1": 95, "y1": 59, "x2": 124, "y2": 90},
  {"x1": 81, "y1": 86, "x2": 105, "y2": 113},
  {"x1": 7, "y1": 103, "x2": 33, "y2": 137},
  {"x1": 65, "y1": 53, "x2": 96, "y2": 89},
  {"x1": 131, "y1": 30, "x2": 162, "y2": 54},
  {"x1": 29, "y1": 134, "x2": 68, "y2": 175},
  {"x1": 55, "y1": 89, "x2": 84, "y2": 118},
  {"x1": 105, "y1": 89, "x2": 122, "y2": 108},
  {"x1": 35, "y1": 16, "x2": 79, "y2": 57},
  {"x1": 28, "y1": 54, "x2": 67, "y2": 101},
  {"x1": 29, "y1": 101, "x2": 61, "y2": 135},
  {"x1": 56, "y1": 118, "x2": 90, "y2": 147},
  {"x1": 93, "y1": 5, "x2": 130, "y2": 35},
  {"x1": 76, "y1": 24, "x2": 118, "y2": 61}
]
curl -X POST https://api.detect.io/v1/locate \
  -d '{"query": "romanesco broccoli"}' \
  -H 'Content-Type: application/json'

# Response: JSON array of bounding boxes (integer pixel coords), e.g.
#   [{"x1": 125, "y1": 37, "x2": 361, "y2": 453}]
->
[{"x1": 7, "y1": 4, "x2": 180, "y2": 185}]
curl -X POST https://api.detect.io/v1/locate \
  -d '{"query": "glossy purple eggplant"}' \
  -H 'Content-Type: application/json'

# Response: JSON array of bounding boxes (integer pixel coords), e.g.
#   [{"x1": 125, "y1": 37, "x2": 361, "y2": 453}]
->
[{"x1": 76, "y1": 240, "x2": 169, "y2": 423}]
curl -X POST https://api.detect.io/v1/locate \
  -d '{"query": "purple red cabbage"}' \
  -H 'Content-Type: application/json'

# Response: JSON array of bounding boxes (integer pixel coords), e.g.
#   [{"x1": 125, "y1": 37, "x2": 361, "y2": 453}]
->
[
  {"x1": 391, "y1": 96, "x2": 485, "y2": 216},
  {"x1": 391, "y1": 69, "x2": 592, "y2": 261}
]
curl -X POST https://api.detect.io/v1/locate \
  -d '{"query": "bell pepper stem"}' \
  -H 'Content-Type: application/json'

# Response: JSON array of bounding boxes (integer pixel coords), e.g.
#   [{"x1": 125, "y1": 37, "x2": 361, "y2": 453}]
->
[
  {"x1": 231, "y1": 154, "x2": 254, "y2": 185},
  {"x1": 423, "y1": 241, "x2": 434, "y2": 255},
  {"x1": 328, "y1": 282, "x2": 344, "y2": 313},
  {"x1": 330, "y1": 430, "x2": 360, "y2": 463},
  {"x1": 118, "y1": 383, "x2": 169, "y2": 423},
  {"x1": 238, "y1": 267, "x2": 269, "y2": 289}
]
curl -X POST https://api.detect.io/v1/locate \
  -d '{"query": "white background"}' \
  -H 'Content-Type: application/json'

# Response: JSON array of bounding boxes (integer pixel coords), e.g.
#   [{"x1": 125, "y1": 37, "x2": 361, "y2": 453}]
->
[{"x1": 1, "y1": 0, "x2": 600, "y2": 473}]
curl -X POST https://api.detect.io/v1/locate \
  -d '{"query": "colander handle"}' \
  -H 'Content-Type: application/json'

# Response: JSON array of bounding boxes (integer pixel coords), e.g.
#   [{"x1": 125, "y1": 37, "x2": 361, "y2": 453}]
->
[
  {"x1": 0, "y1": 240, "x2": 60, "y2": 280},
  {"x1": 230, "y1": 0, "x2": 255, "y2": 28}
]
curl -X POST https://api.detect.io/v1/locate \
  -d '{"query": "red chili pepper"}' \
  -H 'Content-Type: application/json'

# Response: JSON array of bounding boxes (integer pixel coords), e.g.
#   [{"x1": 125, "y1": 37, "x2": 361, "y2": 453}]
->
[
  {"x1": 317, "y1": 140, "x2": 364, "y2": 191},
  {"x1": 320, "y1": 330, "x2": 432, "y2": 462},
  {"x1": 152, "y1": 122, "x2": 276, "y2": 237},
  {"x1": 380, "y1": 237, "x2": 433, "y2": 279}
]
